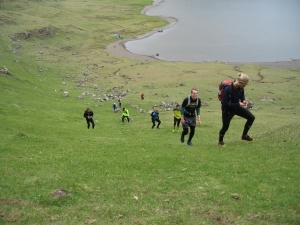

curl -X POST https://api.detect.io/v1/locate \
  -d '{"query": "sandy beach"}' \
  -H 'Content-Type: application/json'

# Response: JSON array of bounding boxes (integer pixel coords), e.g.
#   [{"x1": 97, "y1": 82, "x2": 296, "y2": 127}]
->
[
  {"x1": 106, "y1": 39, "x2": 300, "y2": 69},
  {"x1": 106, "y1": 1, "x2": 300, "y2": 69}
]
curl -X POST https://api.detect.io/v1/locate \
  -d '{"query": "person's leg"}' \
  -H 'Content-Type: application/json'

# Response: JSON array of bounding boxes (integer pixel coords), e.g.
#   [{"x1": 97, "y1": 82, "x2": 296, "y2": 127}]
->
[
  {"x1": 122, "y1": 116, "x2": 125, "y2": 123},
  {"x1": 176, "y1": 119, "x2": 180, "y2": 130},
  {"x1": 152, "y1": 118, "x2": 155, "y2": 128},
  {"x1": 181, "y1": 128, "x2": 188, "y2": 143},
  {"x1": 91, "y1": 119, "x2": 95, "y2": 129},
  {"x1": 187, "y1": 126, "x2": 195, "y2": 143},
  {"x1": 219, "y1": 112, "x2": 235, "y2": 143},
  {"x1": 127, "y1": 116, "x2": 130, "y2": 122},
  {"x1": 173, "y1": 117, "x2": 176, "y2": 130},
  {"x1": 181, "y1": 118, "x2": 189, "y2": 143},
  {"x1": 157, "y1": 119, "x2": 161, "y2": 128},
  {"x1": 235, "y1": 107, "x2": 255, "y2": 137},
  {"x1": 86, "y1": 119, "x2": 90, "y2": 129}
]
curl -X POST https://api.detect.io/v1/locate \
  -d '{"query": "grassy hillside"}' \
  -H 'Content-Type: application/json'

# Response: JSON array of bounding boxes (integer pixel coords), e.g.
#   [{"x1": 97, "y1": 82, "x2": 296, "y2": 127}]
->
[{"x1": 0, "y1": 0, "x2": 299, "y2": 224}]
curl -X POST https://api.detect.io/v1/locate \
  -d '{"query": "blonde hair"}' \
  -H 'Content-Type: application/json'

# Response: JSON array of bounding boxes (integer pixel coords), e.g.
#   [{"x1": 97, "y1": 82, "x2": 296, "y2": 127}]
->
[
  {"x1": 237, "y1": 73, "x2": 249, "y2": 85},
  {"x1": 190, "y1": 87, "x2": 199, "y2": 93}
]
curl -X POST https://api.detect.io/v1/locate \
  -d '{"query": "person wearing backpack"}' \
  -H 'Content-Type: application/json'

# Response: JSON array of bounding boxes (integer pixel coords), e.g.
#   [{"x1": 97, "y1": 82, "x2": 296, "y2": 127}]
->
[
  {"x1": 151, "y1": 109, "x2": 161, "y2": 129},
  {"x1": 180, "y1": 87, "x2": 202, "y2": 146},
  {"x1": 218, "y1": 73, "x2": 255, "y2": 146}
]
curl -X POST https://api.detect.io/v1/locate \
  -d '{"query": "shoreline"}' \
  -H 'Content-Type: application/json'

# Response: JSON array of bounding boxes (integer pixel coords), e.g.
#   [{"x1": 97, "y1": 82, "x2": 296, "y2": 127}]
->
[
  {"x1": 106, "y1": 0, "x2": 176, "y2": 62},
  {"x1": 106, "y1": 1, "x2": 300, "y2": 69}
]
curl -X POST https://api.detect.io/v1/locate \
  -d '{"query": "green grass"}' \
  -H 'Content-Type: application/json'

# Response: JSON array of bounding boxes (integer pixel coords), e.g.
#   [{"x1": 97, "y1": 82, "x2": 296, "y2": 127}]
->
[{"x1": 1, "y1": 0, "x2": 300, "y2": 224}]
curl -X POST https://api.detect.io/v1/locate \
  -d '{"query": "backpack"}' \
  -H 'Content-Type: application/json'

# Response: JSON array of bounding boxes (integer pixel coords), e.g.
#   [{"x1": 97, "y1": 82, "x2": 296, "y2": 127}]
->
[
  {"x1": 186, "y1": 95, "x2": 198, "y2": 107},
  {"x1": 150, "y1": 111, "x2": 158, "y2": 119},
  {"x1": 150, "y1": 111, "x2": 156, "y2": 117},
  {"x1": 218, "y1": 80, "x2": 232, "y2": 101}
]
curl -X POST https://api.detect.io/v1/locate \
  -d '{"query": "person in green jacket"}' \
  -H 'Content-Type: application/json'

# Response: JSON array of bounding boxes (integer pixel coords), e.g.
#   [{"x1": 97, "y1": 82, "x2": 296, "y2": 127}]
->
[
  {"x1": 122, "y1": 108, "x2": 130, "y2": 124},
  {"x1": 173, "y1": 104, "x2": 181, "y2": 132}
]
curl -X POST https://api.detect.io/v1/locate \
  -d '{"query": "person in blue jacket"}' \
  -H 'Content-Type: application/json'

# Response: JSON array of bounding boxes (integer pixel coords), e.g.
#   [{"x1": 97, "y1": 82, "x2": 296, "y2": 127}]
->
[
  {"x1": 151, "y1": 109, "x2": 161, "y2": 129},
  {"x1": 218, "y1": 73, "x2": 255, "y2": 146},
  {"x1": 113, "y1": 103, "x2": 117, "y2": 111}
]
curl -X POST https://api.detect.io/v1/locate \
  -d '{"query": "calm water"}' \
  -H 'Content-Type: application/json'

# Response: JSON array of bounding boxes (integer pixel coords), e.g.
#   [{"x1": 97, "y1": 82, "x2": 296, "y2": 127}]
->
[{"x1": 125, "y1": 0, "x2": 300, "y2": 62}]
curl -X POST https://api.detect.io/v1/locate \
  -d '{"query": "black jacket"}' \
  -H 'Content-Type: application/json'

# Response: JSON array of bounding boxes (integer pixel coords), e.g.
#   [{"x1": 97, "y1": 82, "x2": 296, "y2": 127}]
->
[
  {"x1": 83, "y1": 110, "x2": 94, "y2": 119},
  {"x1": 221, "y1": 84, "x2": 245, "y2": 112}
]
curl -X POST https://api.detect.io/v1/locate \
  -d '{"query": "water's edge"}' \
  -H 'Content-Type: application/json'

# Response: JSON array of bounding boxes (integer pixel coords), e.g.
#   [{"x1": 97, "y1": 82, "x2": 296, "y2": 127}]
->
[{"x1": 106, "y1": 1, "x2": 300, "y2": 68}]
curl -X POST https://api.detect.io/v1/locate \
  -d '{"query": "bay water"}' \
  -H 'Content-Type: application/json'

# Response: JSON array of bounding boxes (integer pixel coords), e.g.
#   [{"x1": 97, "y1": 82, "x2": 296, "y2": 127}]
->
[{"x1": 125, "y1": 0, "x2": 300, "y2": 62}]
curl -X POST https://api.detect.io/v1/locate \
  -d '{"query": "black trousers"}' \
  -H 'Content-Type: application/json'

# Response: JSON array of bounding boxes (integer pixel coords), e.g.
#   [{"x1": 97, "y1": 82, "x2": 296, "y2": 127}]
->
[
  {"x1": 219, "y1": 107, "x2": 255, "y2": 141},
  {"x1": 86, "y1": 118, "x2": 95, "y2": 129},
  {"x1": 122, "y1": 115, "x2": 130, "y2": 123},
  {"x1": 173, "y1": 117, "x2": 181, "y2": 127},
  {"x1": 152, "y1": 118, "x2": 161, "y2": 128}
]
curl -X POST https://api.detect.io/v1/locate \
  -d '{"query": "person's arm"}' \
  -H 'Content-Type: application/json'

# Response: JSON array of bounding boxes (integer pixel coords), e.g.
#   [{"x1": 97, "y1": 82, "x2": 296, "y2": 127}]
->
[
  {"x1": 196, "y1": 99, "x2": 201, "y2": 124},
  {"x1": 180, "y1": 98, "x2": 188, "y2": 124},
  {"x1": 239, "y1": 89, "x2": 248, "y2": 107}
]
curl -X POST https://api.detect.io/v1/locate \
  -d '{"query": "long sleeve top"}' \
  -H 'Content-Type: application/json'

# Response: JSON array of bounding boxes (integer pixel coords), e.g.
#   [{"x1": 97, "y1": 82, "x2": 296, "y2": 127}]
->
[
  {"x1": 84, "y1": 110, "x2": 94, "y2": 119},
  {"x1": 221, "y1": 84, "x2": 245, "y2": 112},
  {"x1": 180, "y1": 96, "x2": 201, "y2": 117}
]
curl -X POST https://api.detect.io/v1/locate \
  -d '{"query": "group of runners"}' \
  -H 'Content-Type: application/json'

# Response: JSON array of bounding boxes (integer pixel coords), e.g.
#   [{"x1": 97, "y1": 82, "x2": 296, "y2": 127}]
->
[{"x1": 84, "y1": 73, "x2": 255, "y2": 146}]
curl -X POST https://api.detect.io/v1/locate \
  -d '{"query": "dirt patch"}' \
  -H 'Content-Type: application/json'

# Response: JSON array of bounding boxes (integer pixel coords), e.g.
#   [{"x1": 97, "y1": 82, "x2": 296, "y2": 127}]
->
[
  {"x1": 51, "y1": 188, "x2": 68, "y2": 198},
  {"x1": 11, "y1": 25, "x2": 60, "y2": 41},
  {"x1": 205, "y1": 210, "x2": 236, "y2": 225},
  {"x1": 0, "y1": 199, "x2": 26, "y2": 206}
]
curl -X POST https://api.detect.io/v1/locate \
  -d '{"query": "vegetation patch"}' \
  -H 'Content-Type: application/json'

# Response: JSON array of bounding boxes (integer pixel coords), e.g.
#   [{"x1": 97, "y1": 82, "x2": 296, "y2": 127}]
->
[
  {"x1": 0, "y1": 0, "x2": 299, "y2": 224},
  {"x1": 11, "y1": 25, "x2": 60, "y2": 41}
]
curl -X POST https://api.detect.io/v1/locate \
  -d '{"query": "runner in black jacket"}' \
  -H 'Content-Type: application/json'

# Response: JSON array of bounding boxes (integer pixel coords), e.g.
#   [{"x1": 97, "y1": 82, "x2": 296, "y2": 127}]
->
[
  {"x1": 83, "y1": 108, "x2": 95, "y2": 129},
  {"x1": 180, "y1": 87, "x2": 202, "y2": 146},
  {"x1": 218, "y1": 73, "x2": 255, "y2": 146}
]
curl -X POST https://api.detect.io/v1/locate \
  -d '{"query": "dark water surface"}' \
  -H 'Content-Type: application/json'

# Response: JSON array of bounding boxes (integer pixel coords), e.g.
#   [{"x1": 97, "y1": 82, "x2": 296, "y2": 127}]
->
[{"x1": 125, "y1": 0, "x2": 300, "y2": 62}]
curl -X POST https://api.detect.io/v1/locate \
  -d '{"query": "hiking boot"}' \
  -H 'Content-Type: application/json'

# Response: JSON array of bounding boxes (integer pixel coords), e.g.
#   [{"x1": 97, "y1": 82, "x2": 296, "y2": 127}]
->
[
  {"x1": 218, "y1": 141, "x2": 225, "y2": 146},
  {"x1": 180, "y1": 137, "x2": 184, "y2": 143},
  {"x1": 241, "y1": 135, "x2": 253, "y2": 141},
  {"x1": 187, "y1": 141, "x2": 193, "y2": 146}
]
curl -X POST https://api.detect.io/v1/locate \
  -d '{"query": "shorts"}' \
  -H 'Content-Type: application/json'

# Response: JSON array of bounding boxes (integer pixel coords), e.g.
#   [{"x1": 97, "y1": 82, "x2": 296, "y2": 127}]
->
[{"x1": 182, "y1": 116, "x2": 196, "y2": 128}]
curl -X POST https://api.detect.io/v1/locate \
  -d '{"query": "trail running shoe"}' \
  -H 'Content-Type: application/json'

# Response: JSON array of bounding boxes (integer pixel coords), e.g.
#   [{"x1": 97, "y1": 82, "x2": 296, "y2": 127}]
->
[
  {"x1": 241, "y1": 135, "x2": 253, "y2": 141},
  {"x1": 218, "y1": 141, "x2": 225, "y2": 146},
  {"x1": 187, "y1": 141, "x2": 193, "y2": 146}
]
